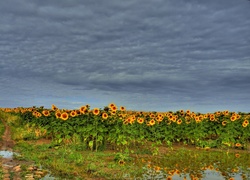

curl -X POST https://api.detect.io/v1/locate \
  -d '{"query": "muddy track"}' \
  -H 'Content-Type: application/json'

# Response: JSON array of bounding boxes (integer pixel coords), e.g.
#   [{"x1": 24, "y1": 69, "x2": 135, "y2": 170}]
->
[
  {"x1": 0, "y1": 120, "x2": 50, "y2": 180},
  {"x1": 0, "y1": 120, "x2": 23, "y2": 180}
]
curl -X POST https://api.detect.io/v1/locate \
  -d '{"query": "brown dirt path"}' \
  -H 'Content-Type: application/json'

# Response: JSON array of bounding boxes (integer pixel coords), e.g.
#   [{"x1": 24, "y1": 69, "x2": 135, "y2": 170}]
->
[
  {"x1": 0, "y1": 120, "x2": 42, "y2": 180},
  {"x1": 0, "y1": 120, "x2": 23, "y2": 180}
]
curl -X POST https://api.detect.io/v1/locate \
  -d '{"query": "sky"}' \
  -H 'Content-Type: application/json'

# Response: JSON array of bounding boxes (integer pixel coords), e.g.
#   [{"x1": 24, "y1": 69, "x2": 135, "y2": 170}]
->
[{"x1": 1, "y1": 0, "x2": 250, "y2": 113}]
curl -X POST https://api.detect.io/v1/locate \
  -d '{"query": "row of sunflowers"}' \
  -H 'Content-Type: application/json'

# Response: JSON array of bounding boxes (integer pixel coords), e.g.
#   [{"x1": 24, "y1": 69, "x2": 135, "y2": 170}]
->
[{"x1": 1, "y1": 103, "x2": 249, "y2": 150}]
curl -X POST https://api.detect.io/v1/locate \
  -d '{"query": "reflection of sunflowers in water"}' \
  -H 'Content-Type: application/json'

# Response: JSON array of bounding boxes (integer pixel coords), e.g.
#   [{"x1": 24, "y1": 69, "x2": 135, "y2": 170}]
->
[
  {"x1": 61, "y1": 112, "x2": 69, "y2": 121},
  {"x1": 166, "y1": 176, "x2": 172, "y2": 180},
  {"x1": 235, "y1": 143, "x2": 241, "y2": 147},
  {"x1": 154, "y1": 166, "x2": 161, "y2": 172}
]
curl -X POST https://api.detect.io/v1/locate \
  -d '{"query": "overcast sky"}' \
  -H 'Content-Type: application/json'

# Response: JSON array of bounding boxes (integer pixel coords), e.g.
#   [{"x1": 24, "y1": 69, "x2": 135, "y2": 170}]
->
[{"x1": 1, "y1": 0, "x2": 250, "y2": 113}]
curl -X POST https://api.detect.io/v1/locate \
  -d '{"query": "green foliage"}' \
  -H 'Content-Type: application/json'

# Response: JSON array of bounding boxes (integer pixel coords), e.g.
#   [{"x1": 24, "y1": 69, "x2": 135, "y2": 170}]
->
[{"x1": 1, "y1": 107, "x2": 250, "y2": 151}]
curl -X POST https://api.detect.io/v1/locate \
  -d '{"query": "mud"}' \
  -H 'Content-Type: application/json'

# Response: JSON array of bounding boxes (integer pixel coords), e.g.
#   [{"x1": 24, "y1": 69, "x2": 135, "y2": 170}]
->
[{"x1": 0, "y1": 120, "x2": 47, "y2": 180}]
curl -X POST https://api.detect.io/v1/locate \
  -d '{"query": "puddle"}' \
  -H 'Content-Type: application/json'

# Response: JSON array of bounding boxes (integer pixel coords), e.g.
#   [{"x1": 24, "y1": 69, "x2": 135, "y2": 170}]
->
[
  {"x1": 0, "y1": 150, "x2": 15, "y2": 158},
  {"x1": 139, "y1": 168, "x2": 249, "y2": 180},
  {"x1": 41, "y1": 174, "x2": 56, "y2": 180}
]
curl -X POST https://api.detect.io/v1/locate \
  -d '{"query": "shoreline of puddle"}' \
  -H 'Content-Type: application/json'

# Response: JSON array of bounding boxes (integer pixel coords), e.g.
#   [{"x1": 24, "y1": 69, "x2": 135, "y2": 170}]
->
[{"x1": 0, "y1": 150, "x2": 56, "y2": 180}]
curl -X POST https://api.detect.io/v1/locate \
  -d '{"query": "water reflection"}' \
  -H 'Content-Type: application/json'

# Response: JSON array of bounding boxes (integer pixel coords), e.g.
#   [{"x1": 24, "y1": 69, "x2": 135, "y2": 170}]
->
[
  {"x1": 139, "y1": 167, "x2": 249, "y2": 180},
  {"x1": 137, "y1": 148, "x2": 250, "y2": 180},
  {"x1": 0, "y1": 150, "x2": 15, "y2": 158}
]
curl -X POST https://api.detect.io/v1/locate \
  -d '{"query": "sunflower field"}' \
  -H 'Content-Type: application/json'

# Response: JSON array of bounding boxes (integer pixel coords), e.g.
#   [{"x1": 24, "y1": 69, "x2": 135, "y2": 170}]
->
[{"x1": 1, "y1": 104, "x2": 250, "y2": 151}]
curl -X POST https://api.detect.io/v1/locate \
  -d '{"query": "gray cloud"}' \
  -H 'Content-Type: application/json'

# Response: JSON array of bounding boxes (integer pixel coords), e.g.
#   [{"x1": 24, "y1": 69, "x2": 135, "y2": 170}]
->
[{"x1": 1, "y1": 0, "x2": 250, "y2": 112}]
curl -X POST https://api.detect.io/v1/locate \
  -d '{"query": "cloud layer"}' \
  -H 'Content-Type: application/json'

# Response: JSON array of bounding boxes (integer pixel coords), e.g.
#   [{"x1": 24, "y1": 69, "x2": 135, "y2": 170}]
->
[{"x1": 1, "y1": 0, "x2": 250, "y2": 112}]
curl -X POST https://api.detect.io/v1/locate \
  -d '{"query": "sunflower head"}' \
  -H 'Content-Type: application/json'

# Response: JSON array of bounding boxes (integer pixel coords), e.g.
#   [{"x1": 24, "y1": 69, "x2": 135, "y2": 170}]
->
[
  {"x1": 120, "y1": 106, "x2": 126, "y2": 111},
  {"x1": 51, "y1": 104, "x2": 58, "y2": 111},
  {"x1": 222, "y1": 121, "x2": 227, "y2": 126},
  {"x1": 102, "y1": 112, "x2": 108, "y2": 119},
  {"x1": 92, "y1": 108, "x2": 100, "y2": 116},
  {"x1": 148, "y1": 119, "x2": 155, "y2": 126},
  {"x1": 70, "y1": 110, "x2": 77, "y2": 117},
  {"x1": 137, "y1": 117, "x2": 144, "y2": 124},
  {"x1": 177, "y1": 119, "x2": 182, "y2": 125},
  {"x1": 55, "y1": 111, "x2": 61, "y2": 118},
  {"x1": 61, "y1": 112, "x2": 69, "y2": 121},
  {"x1": 80, "y1": 106, "x2": 87, "y2": 114},
  {"x1": 42, "y1": 110, "x2": 50, "y2": 117}
]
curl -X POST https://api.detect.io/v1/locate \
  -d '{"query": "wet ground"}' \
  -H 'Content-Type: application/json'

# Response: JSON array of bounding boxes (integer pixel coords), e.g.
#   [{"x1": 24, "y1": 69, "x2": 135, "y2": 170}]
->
[{"x1": 0, "y1": 120, "x2": 49, "y2": 180}]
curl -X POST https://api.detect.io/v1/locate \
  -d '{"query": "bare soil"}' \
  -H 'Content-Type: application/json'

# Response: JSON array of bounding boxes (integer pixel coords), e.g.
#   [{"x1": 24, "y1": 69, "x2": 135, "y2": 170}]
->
[{"x1": 0, "y1": 120, "x2": 41, "y2": 180}]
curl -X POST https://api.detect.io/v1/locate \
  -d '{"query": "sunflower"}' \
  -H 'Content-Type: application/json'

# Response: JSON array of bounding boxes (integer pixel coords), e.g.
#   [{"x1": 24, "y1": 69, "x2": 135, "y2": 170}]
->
[
  {"x1": 176, "y1": 119, "x2": 182, "y2": 125},
  {"x1": 42, "y1": 110, "x2": 50, "y2": 117},
  {"x1": 195, "y1": 116, "x2": 201, "y2": 123},
  {"x1": 79, "y1": 106, "x2": 87, "y2": 114},
  {"x1": 110, "y1": 105, "x2": 117, "y2": 111},
  {"x1": 110, "y1": 111, "x2": 117, "y2": 116},
  {"x1": 61, "y1": 112, "x2": 69, "y2": 121},
  {"x1": 92, "y1": 108, "x2": 100, "y2": 116},
  {"x1": 210, "y1": 117, "x2": 215, "y2": 121},
  {"x1": 186, "y1": 110, "x2": 191, "y2": 115},
  {"x1": 230, "y1": 115, "x2": 236, "y2": 121},
  {"x1": 223, "y1": 110, "x2": 229, "y2": 116},
  {"x1": 156, "y1": 116, "x2": 163, "y2": 122},
  {"x1": 229, "y1": 178, "x2": 235, "y2": 180},
  {"x1": 120, "y1": 106, "x2": 126, "y2": 111},
  {"x1": 55, "y1": 111, "x2": 61, "y2": 118},
  {"x1": 222, "y1": 121, "x2": 227, "y2": 126},
  {"x1": 137, "y1": 117, "x2": 144, "y2": 124},
  {"x1": 32, "y1": 111, "x2": 38, "y2": 117},
  {"x1": 150, "y1": 113, "x2": 155, "y2": 118},
  {"x1": 125, "y1": 117, "x2": 134, "y2": 124},
  {"x1": 70, "y1": 110, "x2": 77, "y2": 117},
  {"x1": 185, "y1": 119, "x2": 191, "y2": 124},
  {"x1": 172, "y1": 116, "x2": 177, "y2": 122},
  {"x1": 35, "y1": 112, "x2": 42, "y2": 118},
  {"x1": 102, "y1": 112, "x2": 108, "y2": 119},
  {"x1": 242, "y1": 123, "x2": 248, "y2": 128},
  {"x1": 243, "y1": 120, "x2": 249, "y2": 125},
  {"x1": 108, "y1": 103, "x2": 116, "y2": 108},
  {"x1": 51, "y1": 104, "x2": 58, "y2": 111},
  {"x1": 149, "y1": 119, "x2": 155, "y2": 126},
  {"x1": 75, "y1": 110, "x2": 81, "y2": 115}
]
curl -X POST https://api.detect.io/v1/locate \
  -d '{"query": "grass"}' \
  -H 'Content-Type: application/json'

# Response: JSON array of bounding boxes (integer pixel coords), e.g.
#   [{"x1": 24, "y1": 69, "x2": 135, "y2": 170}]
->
[
  {"x1": 12, "y1": 140, "x2": 250, "y2": 180},
  {"x1": 13, "y1": 141, "x2": 147, "y2": 179}
]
